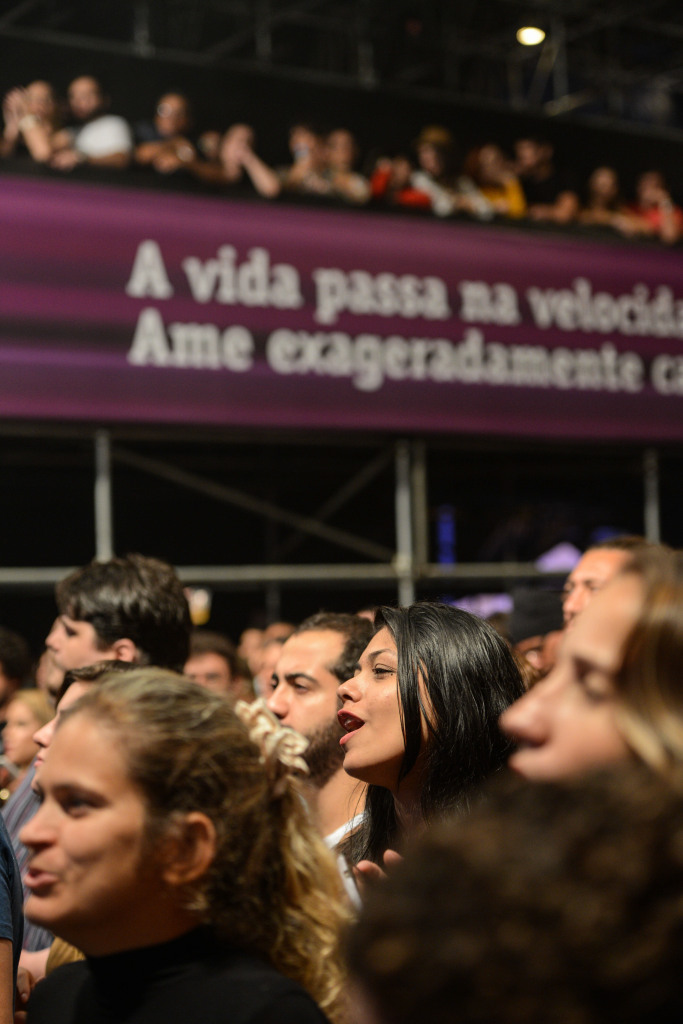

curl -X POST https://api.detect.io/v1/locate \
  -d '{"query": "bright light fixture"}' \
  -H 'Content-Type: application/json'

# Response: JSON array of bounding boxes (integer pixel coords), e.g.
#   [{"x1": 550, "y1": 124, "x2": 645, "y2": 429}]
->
[{"x1": 517, "y1": 25, "x2": 545, "y2": 45}]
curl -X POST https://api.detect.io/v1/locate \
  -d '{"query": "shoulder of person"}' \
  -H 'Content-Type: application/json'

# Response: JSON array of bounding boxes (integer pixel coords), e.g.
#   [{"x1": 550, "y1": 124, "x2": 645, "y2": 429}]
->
[
  {"x1": 190, "y1": 948, "x2": 333, "y2": 1024},
  {"x1": 25, "y1": 959, "x2": 88, "y2": 1022}
]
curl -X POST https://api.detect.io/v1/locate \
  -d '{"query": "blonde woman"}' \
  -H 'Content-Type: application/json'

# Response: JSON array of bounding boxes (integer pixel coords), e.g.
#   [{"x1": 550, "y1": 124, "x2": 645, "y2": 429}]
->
[
  {"x1": 0, "y1": 690, "x2": 52, "y2": 801},
  {"x1": 22, "y1": 671, "x2": 349, "y2": 1024}
]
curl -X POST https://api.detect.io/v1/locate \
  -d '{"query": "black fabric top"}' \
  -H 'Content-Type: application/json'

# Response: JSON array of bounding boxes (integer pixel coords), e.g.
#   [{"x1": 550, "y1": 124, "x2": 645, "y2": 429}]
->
[{"x1": 27, "y1": 927, "x2": 331, "y2": 1024}]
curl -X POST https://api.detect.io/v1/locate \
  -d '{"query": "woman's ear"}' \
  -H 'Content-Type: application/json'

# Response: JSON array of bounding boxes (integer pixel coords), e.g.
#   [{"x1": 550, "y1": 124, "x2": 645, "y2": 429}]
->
[{"x1": 161, "y1": 812, "x2": 217, "y2": 888}]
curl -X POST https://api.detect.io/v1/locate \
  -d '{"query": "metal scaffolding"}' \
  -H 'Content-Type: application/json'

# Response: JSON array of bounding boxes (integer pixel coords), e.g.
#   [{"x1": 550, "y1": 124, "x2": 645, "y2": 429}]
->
[
  {"x1": 1, "y1": 0, "x2": 682, "y2": 134},
  {"x1": 0, "y1": 427, "x2": 663, "y2": 603}
]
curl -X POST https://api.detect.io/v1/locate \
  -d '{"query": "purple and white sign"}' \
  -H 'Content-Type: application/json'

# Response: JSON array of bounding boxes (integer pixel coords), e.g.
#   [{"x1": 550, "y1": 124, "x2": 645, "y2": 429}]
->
[{"x1": 1, "y1": 174, "x2": 683, "y2": 439}]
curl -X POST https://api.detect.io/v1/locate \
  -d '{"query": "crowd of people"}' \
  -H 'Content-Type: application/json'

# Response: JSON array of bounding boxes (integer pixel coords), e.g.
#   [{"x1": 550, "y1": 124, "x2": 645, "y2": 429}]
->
[
  {"x1": 0, "y1": 536, "x2": 680, "y2": 1021},
  {"x1": 3, "y1": 75, "x2": 682, "y2": 244}
]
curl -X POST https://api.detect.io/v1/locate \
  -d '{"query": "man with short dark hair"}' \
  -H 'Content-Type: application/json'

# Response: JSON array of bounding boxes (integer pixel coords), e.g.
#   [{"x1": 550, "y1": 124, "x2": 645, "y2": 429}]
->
[
  {"x1": 562, "y1": 536, "x2": 654, "y2": 628},
  {"x1": 267, "y1": 612, "x2": 373, "y2": 846},
  {"x1": 185, "y1": 630, "x2": 254, "y2": 703},
  {"x1": 46, "y1": 553, "x2": 191, "y2": 673},
  {"x1": 50, "y1": 75, "x2": 133, "y2": 170},
  {"x1": 515, "y1": 136, "x2": 579, "y2": 224}
]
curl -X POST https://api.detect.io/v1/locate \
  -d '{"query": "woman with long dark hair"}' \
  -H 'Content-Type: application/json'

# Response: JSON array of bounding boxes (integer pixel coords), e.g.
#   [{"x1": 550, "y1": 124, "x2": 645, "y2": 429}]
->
[{"x1": 338, "y1": 602, "x2": 525, "y2": 870}]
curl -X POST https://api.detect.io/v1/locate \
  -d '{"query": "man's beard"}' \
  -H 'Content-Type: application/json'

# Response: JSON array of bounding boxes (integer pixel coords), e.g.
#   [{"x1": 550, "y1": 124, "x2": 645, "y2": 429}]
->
[{"x1": 304, "y1": 719, "x2": 345, "y2": 787}]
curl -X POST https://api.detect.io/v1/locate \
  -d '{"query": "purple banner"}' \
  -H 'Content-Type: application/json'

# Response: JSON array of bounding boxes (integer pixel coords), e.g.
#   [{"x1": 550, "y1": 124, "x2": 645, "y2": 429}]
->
[{"x1": 1, "y1": 174, "x2": 683, "y2": 439}]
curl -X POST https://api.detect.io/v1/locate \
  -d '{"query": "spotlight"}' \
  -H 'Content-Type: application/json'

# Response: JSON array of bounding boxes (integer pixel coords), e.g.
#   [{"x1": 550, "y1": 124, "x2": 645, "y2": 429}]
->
[{"x1": 516, "y1": 25, "x2": 546, "y2": 45}]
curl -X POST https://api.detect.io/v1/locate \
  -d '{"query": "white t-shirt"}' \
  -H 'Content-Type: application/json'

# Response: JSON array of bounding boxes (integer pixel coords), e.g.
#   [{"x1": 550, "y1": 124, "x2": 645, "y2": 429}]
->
[
  {"x1": 326, "y1": 813, "x2": 364, "y2": 908},
  {"x1": 72, "y1": 115, "x2": 133, "y2": 158}
]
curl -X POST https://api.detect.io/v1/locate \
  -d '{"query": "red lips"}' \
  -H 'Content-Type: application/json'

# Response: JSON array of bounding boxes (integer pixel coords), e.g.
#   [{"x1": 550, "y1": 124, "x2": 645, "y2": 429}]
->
[{"x1": 338, "y1": 710, "x2": 364, "y2": 733}]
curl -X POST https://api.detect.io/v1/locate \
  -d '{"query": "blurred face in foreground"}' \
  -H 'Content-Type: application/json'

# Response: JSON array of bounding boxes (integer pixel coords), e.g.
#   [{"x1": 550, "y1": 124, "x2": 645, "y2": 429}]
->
[
  {"x1": 22, "y1": 715, "x2": 162, "y2": 955},
  {"x1": 500, "y1": 574, "x2": 641, "y2": 781}
]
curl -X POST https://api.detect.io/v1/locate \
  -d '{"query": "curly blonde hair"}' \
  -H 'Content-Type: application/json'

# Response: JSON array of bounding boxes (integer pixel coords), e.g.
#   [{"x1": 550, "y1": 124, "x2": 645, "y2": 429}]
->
[{"x1": 62, "y1": 669, "x2": 350, "y2": 1023}]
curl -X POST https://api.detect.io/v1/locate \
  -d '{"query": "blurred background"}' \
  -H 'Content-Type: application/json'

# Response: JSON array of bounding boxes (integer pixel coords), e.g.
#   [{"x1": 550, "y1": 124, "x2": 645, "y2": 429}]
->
[{"x1": 1, "y1": 0, "x2": 682, "y2": 651}]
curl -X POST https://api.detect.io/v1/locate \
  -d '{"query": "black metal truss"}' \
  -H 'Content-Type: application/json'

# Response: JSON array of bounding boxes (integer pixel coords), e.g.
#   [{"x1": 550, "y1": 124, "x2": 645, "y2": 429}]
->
[{"x1": 1, "y1": 0, "x2": 682, "y2": 128}]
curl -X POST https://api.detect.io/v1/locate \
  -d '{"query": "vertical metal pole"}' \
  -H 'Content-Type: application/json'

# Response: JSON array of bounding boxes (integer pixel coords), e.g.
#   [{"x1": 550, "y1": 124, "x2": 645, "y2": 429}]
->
[
  {"x1": 507, "y1": 58, "x2": 524, "y2": 110},
  {"x1": 132, "y1": 1, "x2": 152, "y2": 56},
  {"x1": 643, "y1": 448, "x2": 661, "y2": 543},
  {"x1": 356, "y1": 0, "x2": 376, "y2": 86},
  {"x1": 264, "y1": 501, "x2": 281, "y2": 623},
  {"x1": 94, "y1": 430, "x2": 114, "y2": 560},
  {"x1": 551, "y1": 16, "x2": 568, "y2": 104},
  {"x1": 395, "y1": 442, "x2": 415, "y2": 606},
  {"x1": 265, "y1": 583, "x2": 281, "y2": 624},
  {"x1": 411, "y1": 440, "x2": 429, "y2": 570},
  {"x1": 255, "y1": 0, "x2": 273, "y2": 62}
]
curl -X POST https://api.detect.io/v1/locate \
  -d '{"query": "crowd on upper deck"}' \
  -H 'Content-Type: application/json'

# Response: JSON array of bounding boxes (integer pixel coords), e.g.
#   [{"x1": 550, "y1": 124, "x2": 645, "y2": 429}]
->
[{"x1": 3, "y1": 75, "x2": 682, "y2": 245}]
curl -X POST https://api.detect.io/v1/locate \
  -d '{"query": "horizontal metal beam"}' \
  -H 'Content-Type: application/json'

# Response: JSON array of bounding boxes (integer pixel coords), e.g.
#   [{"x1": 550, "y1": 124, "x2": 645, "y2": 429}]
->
[
  {"x1": 203, "y1": 0, "x2": 332, "y2": 60},
  {"x1": 635, "y1": 17, "x2": 683, "y2": 42},
  {"x1": 0, "y1": 562, "x2": 566, "y2": 589},
  {"x1": 0, "y1": 568, "x2": 77, "y2": 586},
  {"x1": 0, "y1": 24, "x2": 208, "y2": 65},
  {"x1": 419, "y1": 562, "x2": 565, "y2": 581},
  {"x1": 1, "y1": 16, "x2": 680, "y2": 138},
  {"x1": 0, "y1": 0, "x2": 42, "y2": 29},
  {"x1": 178, "y1": 563, "x2": 399, "y2": 584}
]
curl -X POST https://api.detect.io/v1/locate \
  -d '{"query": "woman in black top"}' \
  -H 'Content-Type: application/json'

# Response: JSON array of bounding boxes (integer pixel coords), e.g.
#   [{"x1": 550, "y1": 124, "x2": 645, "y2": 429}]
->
[{"x1": 22, "y1": 670, "x2": 348, "y2": 1024}]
